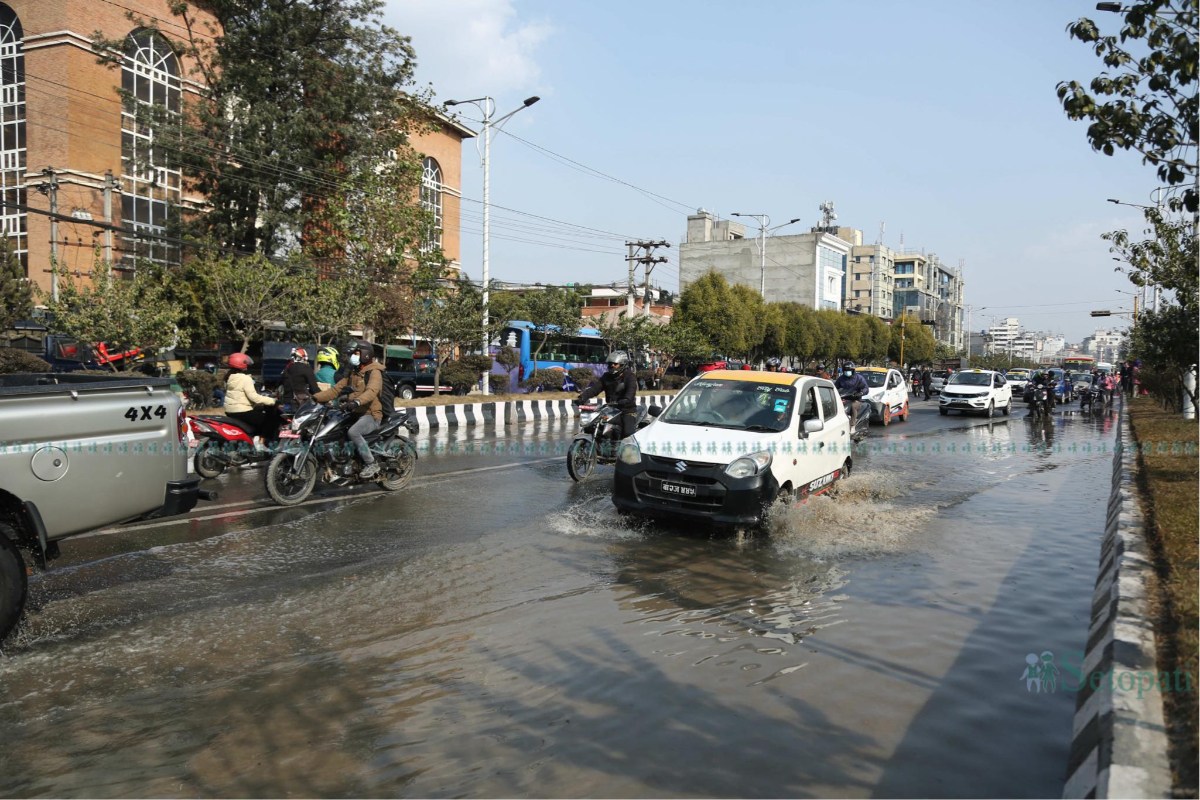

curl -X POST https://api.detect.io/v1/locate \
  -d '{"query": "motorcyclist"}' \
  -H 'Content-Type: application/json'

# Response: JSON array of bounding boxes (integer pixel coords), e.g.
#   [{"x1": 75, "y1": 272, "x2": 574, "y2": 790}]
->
[
  {"x1": 223, "y1": 352, "x2": 283, "y2": 447},
  {"x1": 765, "y1": 357, "x2": 782, "y2": 372},
  {"x1": 577, "y1": 350, "x2": 638, "y2": 438},
  {"x1": 834, "y1": 361, "x2": 871, "y2": 430},
  {"x1": 315, "y1": 346, "x2": 339, "y2": 390},
  {"x1": 312, "y1": 340, "x2": 386, "y2": 479},
  {"x1": 282, "y1": 347, "x2": 320, "y2": 408}
]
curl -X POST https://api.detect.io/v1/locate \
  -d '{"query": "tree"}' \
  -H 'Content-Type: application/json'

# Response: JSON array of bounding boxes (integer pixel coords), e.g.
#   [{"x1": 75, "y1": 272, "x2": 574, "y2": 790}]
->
[
  {"x1": 781, "y1": 303, "x2": 819, "y2": 368},
  {"x1": 410, "y1": 277, "x2": 485, "y2": 395},
  {"x1": 96, "y1": 0, "x2": 431, "y2": 256},
  {"x1": 0, "y1": 237, "x2": 31, "y2": 332},
  {"x1": 202, "y1": 251, "x2": 297, "y2": 353},
  {"x1": 1104, "y1": 209, "x2": 1198, "y2": 310},
  {"x1": 1058, "y1": 0, "x2": 1198, "y2": 212},
  {"x1": 43, "y1": 267, "x2": 188, "y2": 370},
  {"x1": 290, "y1": 267, "x2": 382, "y2": 346},
  {"x1": 890, "y1": 314, "x2": 936, "y2": 366},
  {"x1": 726, "y1": 284, "x2": 766, "y2": 359},
  {"x1": 514, "y1": 287, "x2": 585, "y2": 370},
  {"x1": 647, "y1": 319, "x2": 710, "y2": 374},
  {"x1": 675, "y1": 271, "x2": 735, "y2": 357}
]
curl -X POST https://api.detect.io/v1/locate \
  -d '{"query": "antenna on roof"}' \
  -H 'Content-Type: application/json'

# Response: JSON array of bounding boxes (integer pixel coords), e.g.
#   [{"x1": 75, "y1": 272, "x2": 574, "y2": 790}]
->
[{"x1": 877, "y1": 221, "x2": 885, "y2": 245}]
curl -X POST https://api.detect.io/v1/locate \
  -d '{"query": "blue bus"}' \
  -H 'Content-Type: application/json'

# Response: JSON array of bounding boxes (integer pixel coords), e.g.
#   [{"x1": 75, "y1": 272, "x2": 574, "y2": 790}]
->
[{"x1": 490, "y1": 320, "x2": 608, "y2": 392}]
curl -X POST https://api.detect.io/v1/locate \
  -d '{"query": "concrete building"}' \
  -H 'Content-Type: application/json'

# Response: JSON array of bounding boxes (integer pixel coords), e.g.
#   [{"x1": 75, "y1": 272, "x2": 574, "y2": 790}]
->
[
  {"x1": 3, "y1": 0, "x2": 471, "y2": 299},
  {"x1": 892, "y1": 251, "x2": 965, "y2": 351},
  {"x1": 845, "y1": 241, "x2": 896, "y2": 320},
  {"x1": 987, "y1": 317, "x2": 1021, "y2": 355},
  {"x1": 678, "y1": 209, "x2": 849, "y2": 310},
  {"x1": 1083, "y1": 329, "x2": 1125, "y2": 364}
]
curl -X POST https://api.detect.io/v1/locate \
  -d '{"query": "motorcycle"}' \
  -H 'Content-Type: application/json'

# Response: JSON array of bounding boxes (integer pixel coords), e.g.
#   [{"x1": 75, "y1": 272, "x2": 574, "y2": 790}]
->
[
  {"x1": 839, "y1": 394, "x2": 871, "y2": 443},
  {"x1": 189, "y1": 409, "x2": 294, "y2": 478},
  {"x1": 1079, "y1": 385, "x2": 1107, "y2": 412},
  {"x1": 263, "y1": 399, "x2": 420, "y2": 506},
  {"x1": 567, "y1": 402, "x2": 658, "y2": 481},
  {"x1": 1028, "y1": 381, "x2": 1054, "y2": 420}
]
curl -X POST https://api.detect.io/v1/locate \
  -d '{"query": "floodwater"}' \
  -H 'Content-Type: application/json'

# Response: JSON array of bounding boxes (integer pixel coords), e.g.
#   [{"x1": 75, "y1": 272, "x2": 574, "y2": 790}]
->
[{"x1": 0, "y1": 405, "x2": 1121, "y2": 798}]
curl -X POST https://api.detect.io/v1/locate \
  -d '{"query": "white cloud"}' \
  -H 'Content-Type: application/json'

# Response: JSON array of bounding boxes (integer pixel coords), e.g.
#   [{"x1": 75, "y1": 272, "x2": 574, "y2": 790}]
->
[{"x1": 383, "y1": 0, "x2": 552, "y2": 98}]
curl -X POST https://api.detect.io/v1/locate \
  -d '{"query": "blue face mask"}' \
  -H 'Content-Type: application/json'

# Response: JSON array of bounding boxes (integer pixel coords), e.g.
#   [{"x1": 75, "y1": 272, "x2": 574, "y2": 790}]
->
[
  {"x1": 843, "y1": 370, "x2": 853, "y2": 377},
  {"x1": 350, "y1": 354, "x2": 361, "y2": 367}
]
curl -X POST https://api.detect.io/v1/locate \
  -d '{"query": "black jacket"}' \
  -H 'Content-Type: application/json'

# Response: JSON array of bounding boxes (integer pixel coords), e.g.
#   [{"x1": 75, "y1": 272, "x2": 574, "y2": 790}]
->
[
  {"x1": 579, "y1": 368, "x2": 637, "y2": 411},
  {"x1": 283, "y1": 360, "x2": 320, "y2": 404}
]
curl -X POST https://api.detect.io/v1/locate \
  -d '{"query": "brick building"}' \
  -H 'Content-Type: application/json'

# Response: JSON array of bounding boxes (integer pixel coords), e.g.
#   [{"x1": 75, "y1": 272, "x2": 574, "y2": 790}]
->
[{"x1": 2, "y1": 0, "x2": 470, "y2": 302}]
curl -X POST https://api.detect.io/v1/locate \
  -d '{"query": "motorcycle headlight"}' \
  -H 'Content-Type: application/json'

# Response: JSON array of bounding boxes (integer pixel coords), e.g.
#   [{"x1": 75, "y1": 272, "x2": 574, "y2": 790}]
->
[
  {"x1": 617, "y1": 440, "x2": 642, "y2": 465},
  {"x1": 725, "y1": 450, "x2": 772, "y2": 478}
]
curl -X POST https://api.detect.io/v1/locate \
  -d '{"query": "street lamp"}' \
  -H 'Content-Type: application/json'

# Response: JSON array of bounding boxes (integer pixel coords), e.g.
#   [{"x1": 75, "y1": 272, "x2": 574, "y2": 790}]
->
[
  {"x1": 730, "y1": 213, "x2": 801, "y2": 299},
  {"x1": 444, "y1": 94, "x2": 541, "y2": 395}
]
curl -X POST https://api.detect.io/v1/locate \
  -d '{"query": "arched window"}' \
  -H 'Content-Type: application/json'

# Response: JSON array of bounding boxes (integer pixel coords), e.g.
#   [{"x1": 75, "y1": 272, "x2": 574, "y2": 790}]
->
[
  {"x1": 420, "y1": 156, "x2": 442, "y2": 252},
  {"x1": 0, "y1": 3, "x2": 25, "y2": 276},
  {"x1": 121, "y1": 29, "x2": 181, "y2": 269}
]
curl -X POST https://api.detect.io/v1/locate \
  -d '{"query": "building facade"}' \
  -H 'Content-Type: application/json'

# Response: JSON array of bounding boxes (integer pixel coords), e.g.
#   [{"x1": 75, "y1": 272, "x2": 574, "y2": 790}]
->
[
  {"x1": 845, "y1": 240, "x2": 896, "y2": 320},
  {"x1": 679, "y1": 209, "x2": 849, "y2": 310},
  {"x1": 3, "y1": 0, "x2": 470, "y2": 302}
]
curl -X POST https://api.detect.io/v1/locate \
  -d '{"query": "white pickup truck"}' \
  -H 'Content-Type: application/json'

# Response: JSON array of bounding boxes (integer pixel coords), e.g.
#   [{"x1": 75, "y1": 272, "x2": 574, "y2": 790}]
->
[
  {"x1": 612, "y1": 369, "x2": 853, "y2": 528},
  {"x1": 0, "y1": 372, "x2": 213, "y2": 642}
]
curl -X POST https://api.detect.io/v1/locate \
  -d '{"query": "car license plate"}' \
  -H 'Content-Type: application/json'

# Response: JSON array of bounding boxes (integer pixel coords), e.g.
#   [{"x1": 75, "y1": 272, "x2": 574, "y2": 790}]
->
[{"x1": 660, "y1": 480, "x2": 696, "y2": 497}]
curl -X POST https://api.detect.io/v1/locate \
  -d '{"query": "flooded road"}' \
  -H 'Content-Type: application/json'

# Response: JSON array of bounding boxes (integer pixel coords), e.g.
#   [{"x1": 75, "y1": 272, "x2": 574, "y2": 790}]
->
[{"x1": 0, "y1": 402, "x2": 1121, "y2": 797}]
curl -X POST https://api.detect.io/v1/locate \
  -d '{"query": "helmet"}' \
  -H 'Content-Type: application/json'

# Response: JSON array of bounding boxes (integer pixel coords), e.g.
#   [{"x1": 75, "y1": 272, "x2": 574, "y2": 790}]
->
[
  {"x1": 342, "y1": 339, "x2": 360, "y2": 355},
  {"x1": 766, "y1": 357, "x2": 781, "y2": 369},
  {"x1": 843, "y1": 362, "x2": 856, "y2": 373},
  {"x1": 316, "y1": 346, "x2": 339, "y2": 369},
  {"x1": 606, "y1": 351, "x2": 629, "y2": 373},
  {"x1": 357, "y1": 343, "x2": 375, "y2": 364},
  {"x1": 228, "y1": 352, "x2": 253, "y2": 370},
  {"x1": 291, "y1": 347, "x2": 308, "y2": 362}
]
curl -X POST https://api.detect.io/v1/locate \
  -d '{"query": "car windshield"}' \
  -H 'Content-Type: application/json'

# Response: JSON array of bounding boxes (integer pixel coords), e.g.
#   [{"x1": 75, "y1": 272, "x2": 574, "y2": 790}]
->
[
  {"x1": 1008, "y1": 371, "x2": 1029, "y2": 379},
  {"x1": 948, "y1": 372, "x2": 991, "y2": 387},
  {"x1": 863, "y1": 371, "x2": 887, "y2": 388},
  {"x1": 661, "y1": 378, "x2": 796, "y2": 432}
]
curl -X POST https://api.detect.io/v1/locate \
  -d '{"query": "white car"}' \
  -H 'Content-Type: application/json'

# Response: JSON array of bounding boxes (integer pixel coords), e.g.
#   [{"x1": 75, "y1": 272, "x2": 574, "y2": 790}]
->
[
  {"x1": 612, "y1": 369, "x2": 853, "y2": 528},
  {"x1": 938, "y1": 369, "x2": 1013, "y2": 417},
  {"x1": 859, "y1": 366, "x2": 910, "y2": 426},
  {"x1": 1005, "y1": 369, "x2": 1032, "y2": 394}
]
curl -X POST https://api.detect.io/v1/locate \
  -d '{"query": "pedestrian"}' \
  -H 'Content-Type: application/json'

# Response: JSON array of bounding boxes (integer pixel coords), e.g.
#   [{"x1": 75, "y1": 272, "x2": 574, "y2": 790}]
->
[
  {"x1": 921, "y1": 367, "x2": 932, "y2": 400},
  {"x1": 1119, "y1": 360, "x2": 1133, "y2": 396}
]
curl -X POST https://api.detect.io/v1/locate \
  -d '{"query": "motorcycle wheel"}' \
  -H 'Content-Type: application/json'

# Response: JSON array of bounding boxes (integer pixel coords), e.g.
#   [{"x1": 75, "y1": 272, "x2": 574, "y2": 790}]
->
[
  {"x1": 265, "y1": 453, "x2": 318, "y2": 506},
  {"x1": 567, "y1": 438, "x2": 597, "y2": 482},
  {"x1": 378, "y1": 450, "x2": 416, "y2": 491},
  {"x1": 193, "y1": 441, "x2": 226, "y2": 478}
]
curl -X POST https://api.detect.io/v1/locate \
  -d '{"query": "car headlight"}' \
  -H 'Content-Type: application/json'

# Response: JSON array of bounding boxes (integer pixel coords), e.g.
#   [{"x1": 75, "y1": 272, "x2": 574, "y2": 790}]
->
[
  {"x1": 617, "y1": 440, "x2": 641, "y2": 465},
  {"x1": 725, "y1": 450, "x2": 772, "y2": 478}
]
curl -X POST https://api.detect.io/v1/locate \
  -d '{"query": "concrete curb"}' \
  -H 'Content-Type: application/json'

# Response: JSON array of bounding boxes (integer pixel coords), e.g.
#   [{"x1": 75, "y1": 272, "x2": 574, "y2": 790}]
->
[
  {"x1": 397, "y1": 393, "x2": 676, "y2": 431},
  {"x1": 1063, "y1": 399, "x2": 1173, "y2": 798}
]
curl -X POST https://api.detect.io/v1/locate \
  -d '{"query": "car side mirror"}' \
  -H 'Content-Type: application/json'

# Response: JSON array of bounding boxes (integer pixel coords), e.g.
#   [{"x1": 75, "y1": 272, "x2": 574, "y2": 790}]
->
[
  {"x1": 802, "y1": 418, "x2": 824, "y2": 435},
  {"x1": 648, "y1": 405, "x2": 663, "y2": 417}
]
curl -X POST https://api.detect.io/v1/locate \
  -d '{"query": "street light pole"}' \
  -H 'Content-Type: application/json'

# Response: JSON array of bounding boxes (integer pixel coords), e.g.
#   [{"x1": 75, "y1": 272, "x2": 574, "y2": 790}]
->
[
  {"x1": 731, "y1": 213, "x2": 800, "y2": 299},
  {"x1": 445, "y1": 95, "x2": 540, "y2": 395}
]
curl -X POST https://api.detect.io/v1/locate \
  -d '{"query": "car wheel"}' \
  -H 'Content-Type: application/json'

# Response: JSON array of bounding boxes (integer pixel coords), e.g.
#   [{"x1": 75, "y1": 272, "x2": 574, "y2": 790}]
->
[
  {"x1": 984, "y1": 401, "x2": 995, "y2": 419},
  {"x1": 939, "y1": 407, "x2": 948, "y2": 416},
  {"x1": 398, "y1": 384, "x2": 416, "y2": 401},
  {"x1": 1002, "y1": 400, "x2": 1011, "y2": 416},
  {"x1": 900, "y1": 400, "x2": 909, "y2": 421},
  {"x1": 881, "y1": 403, "x2": 891, "y2": 427},
  {"x1": 0, "y1": 525, "x2": 28, "y2": 643}
]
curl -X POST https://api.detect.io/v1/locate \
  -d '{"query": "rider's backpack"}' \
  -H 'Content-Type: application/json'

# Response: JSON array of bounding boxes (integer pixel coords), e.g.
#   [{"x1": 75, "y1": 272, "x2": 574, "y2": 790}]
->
[{"x1": 377, "y1": 373, "x2": 398, "y2": 420}]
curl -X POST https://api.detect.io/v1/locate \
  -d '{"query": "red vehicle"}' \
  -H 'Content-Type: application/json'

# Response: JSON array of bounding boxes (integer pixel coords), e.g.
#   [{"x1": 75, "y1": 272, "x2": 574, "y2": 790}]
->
[{"x1": 189, "y1": 411, "x2": 296, "y2": 478}]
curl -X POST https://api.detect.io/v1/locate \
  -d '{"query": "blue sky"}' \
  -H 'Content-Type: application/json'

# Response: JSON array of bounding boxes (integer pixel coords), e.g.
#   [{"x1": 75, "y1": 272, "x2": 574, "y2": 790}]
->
[{"x1": 383, "y1": 0, "x2": 1162, "y2": 343}]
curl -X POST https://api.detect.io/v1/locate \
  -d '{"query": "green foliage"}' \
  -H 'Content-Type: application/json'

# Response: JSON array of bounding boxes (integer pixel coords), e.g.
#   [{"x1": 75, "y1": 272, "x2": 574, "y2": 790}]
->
[
  {"x1": 411, "y1": 275, "x2": 485, "y2": 394},
  {"x1": 1058, "y1": 0, "x2": 1198, "y2": 212},
  {"x1": 439, "y1": 355, "x2": 492, "y2": 394},
  {"x1": 568, "y1": 366, "x2": 597, "y2": 388},
  {"x1": 94, "y1": 0, "x2": 429, "y2": 256},
  {"x1": 175, "y1": 369, "x2": 221, "y2": 405},
  {"x1": 200, "y1": 250, "x2": 297, "y2": 353},
  {"x1": 0, "y1": 347, "x2": 50, "y2": 374},
  {"x1": 1104, "y1": 210, "x2": 1198, "y2": 312},
  {"x1": 494, "y1": 345, "x2": 520, "y2": 377},
  {"x1": 520, "y1": 368, "x2": 571, "y2": 392},
  {"x1": 0, "y1": 237, "x2": 31, "y2": 331},
  {"x1": 290, "y1": 267, "x2": 381, "y2": 346},
  {"x1": 511, "y1": 287, "x2": 586, "y2": 363},
  {"x1": 42, "y1": 267, "x2": 189, "y2": 370},
  {"x1": 1128, "y1": 303, "x2": 1200, "y2": 410},
  {"x1": 676, "y1": 271, "x2": 738, "y2": 356},
  {"x1": 889, "y1": 314, "x2": 936, "y2": 366}
]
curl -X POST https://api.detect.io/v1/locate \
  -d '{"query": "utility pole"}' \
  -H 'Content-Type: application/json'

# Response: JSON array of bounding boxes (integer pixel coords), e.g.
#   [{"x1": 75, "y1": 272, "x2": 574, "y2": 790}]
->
[
  {"x1": 38, "y1": 168, "x2": 60, "y2": 302},
  {"x1": 103, "y1": 170, "x2": 115, "y2": 270},
  {"x1": 625, "y1": 240, "x2": 669, "y2": 316}
]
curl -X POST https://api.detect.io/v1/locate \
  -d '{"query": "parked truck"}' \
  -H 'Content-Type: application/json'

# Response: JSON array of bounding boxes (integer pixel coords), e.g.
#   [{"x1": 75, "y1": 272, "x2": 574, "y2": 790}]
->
[{"x1": 0, "y1": 372, "x2": 213, "y2": 642}]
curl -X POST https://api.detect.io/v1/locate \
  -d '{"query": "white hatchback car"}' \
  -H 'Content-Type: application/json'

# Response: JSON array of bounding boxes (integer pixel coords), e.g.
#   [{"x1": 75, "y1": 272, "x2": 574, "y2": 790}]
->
[
  {"x1": 859, "y1": 366, "x2": 910, "y2": 426},
  {"x1": 938, "y1": 369, "x2": 1013, "y2": 417}
]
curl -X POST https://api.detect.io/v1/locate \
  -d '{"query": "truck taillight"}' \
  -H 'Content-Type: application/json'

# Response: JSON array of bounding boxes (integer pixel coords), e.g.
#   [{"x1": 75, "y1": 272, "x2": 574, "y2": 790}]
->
[{"x1": 177, "y1": 406, "x2": 188, "y2": 444}]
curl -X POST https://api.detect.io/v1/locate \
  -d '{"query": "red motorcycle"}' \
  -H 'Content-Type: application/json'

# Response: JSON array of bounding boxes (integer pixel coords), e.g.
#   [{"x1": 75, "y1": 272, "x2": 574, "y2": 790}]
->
[{"x1": 189, "y1": 411, "x2": 296, "y2": 478}]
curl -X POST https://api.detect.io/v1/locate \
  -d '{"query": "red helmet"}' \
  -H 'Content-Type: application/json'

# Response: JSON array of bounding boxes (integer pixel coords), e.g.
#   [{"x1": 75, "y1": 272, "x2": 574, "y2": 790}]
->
[
  {"x1": 291, "y1": 347, "x2": 308, "y2": 361},
  {"x1": 228, "y1": 352, "x2": 253, "y2": 370}
]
